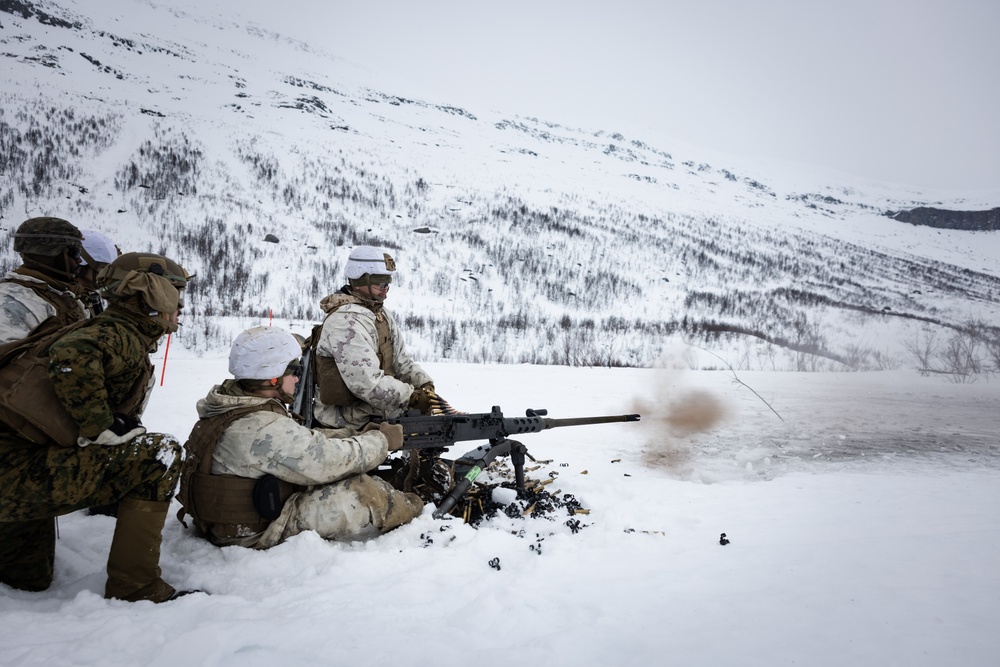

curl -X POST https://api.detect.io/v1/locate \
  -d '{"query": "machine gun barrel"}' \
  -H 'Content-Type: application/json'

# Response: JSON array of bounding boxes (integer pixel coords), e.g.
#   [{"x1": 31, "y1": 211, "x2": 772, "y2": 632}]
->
[
  {"x1": 541, "y1": 413, "x2": 641, "y2": 429},
  {"x1": 390, "y1": 407, "x2": 641, "y2": 450}
]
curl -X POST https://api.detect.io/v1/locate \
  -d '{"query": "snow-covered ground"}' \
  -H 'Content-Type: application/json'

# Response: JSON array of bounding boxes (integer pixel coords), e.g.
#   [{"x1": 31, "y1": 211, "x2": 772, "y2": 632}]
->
[{"x1": 2, "y1": 341, "x2": 998, "y2": 666}]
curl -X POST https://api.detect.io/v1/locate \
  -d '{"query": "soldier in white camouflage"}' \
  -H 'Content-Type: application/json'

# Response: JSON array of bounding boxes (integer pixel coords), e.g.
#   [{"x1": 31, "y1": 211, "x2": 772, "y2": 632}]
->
[
  {"x1": 312, "y1": 245, "x2": 436, "y2": 430},
  {"x1": 0, "y1": 216, "x2": 87, "y2": 344},
  {"x1": 0, "y1": 217, "x2": 89, "y2": 593},
  {"x1": 0, "y1": 252, "x2": 193, "y2": 602},
  {"x1": 179, "y1": 326, "x2": 423, "y2": 548},
  {"x1": 74, "y1": 228, "x2": 120, "y2": 318},
  {"x1": 308, "y1": 246, "x2": 455, "y2": 503}
]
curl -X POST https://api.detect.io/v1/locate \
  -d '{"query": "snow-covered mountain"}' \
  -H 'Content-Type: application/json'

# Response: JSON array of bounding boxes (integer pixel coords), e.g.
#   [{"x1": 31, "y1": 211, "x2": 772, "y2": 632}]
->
[{"x1": 3, "y1": 0, "x2": 999, "y2": 372}]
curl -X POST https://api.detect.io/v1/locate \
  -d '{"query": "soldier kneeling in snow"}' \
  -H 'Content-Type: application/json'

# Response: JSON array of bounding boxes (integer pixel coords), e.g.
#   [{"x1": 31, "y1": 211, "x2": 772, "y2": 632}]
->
[
  {"x1": 178, "y1": 326, "x2": 423, "y2": 549},
  {"x1": 0, "y1": 251, "x2": 192, "y2": 602}
]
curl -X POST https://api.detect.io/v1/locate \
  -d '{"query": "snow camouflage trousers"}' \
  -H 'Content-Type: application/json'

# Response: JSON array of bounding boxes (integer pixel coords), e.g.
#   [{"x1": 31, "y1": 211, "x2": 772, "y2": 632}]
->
[{"x1": 252, "y1": 472, "x2": 423, "y2": 549}]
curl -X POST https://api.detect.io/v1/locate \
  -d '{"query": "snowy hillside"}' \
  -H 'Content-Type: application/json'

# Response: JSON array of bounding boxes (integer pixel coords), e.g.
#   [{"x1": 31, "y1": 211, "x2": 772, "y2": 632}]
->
[
  {"x1": 2, "y1": 3, "x2": 999, "y2": 663},
  {"x1": 2, "y1": 0, "x2": 1000, "y2": 372}
]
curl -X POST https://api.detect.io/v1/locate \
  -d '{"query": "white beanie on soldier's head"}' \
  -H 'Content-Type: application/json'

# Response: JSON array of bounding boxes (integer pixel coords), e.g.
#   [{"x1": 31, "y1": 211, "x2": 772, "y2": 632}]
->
[
  {"x1": 344, "y1": 246, "x2": 396, "y2": 282},
  {"x1": 229, "y1": 326, "x2": 303, "y2": 380},
  {"x1": 79, "y1": 229, "x2": 119, "y2": 267}
]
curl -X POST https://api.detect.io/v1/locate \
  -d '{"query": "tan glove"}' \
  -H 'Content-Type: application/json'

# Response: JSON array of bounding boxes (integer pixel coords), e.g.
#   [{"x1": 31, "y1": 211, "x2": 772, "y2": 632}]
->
[{"x1": 378, "y1": 423, "x2": 404, "y2": 451}]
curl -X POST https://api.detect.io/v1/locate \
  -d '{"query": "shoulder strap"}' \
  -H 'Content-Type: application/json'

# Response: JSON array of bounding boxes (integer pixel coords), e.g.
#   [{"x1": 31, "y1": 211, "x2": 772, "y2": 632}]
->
[
  {"x1": 0, "y1": 317, "x2": 90, "y2": 368},
  {"x1": 3, "y1": 274, "x2": 86, "y2": 333}
]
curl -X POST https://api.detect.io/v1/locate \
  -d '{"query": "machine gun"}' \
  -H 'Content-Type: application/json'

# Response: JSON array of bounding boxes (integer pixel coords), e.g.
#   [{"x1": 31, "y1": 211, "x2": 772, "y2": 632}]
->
[{"x1": 383, "y1": 406, "x2": 640, "y2": 519}]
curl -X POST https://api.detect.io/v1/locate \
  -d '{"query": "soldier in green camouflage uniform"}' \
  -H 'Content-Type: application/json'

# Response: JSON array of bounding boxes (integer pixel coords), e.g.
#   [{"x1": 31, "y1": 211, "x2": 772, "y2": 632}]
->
[{"x1": 0, "y1": 252, "x2": 192, "y2": 602}]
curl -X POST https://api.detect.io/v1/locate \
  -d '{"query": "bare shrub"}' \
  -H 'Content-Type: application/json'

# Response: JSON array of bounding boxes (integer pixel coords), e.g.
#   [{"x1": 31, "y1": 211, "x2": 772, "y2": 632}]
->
[
  {"x1": 904, "y1": 329, "x2": 939, "y2": 376},
  {"x1": 870, "y1": 348, "x2": 902, "y2": 370},
  {"x1": 939, "y1": 327, "x2": 981, "y2": 383},
  {"x1": 841, "y1": 343, "x2": 871, "y2": 371}
]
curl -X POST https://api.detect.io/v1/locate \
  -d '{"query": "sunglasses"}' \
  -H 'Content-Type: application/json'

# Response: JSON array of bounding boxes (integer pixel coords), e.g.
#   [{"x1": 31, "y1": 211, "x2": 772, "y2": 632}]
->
[
  {"x1": 284, "y1": 360, "x2": 302, "y2": 378},
  {"x1": 67, "y1": 246, "x2": 82, "y2": 260}
]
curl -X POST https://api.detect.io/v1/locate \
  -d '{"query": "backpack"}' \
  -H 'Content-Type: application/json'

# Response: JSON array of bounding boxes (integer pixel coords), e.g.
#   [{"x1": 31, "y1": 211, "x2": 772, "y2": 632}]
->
[{"x1": 0, "y1": 321, "x2": 89, "y2": 446}]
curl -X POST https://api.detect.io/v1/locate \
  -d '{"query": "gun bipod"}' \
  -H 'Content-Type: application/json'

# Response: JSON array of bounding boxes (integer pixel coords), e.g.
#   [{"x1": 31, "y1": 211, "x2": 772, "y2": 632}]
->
[{"x1": 433, "y1": 438, "x2": 531, "y2": 519}]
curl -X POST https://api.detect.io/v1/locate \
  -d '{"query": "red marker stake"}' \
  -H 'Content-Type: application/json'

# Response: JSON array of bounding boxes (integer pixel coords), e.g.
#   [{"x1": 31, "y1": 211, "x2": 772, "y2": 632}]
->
[{"x1": 160, "y1": 333, "x2": 171, "y2": 386}]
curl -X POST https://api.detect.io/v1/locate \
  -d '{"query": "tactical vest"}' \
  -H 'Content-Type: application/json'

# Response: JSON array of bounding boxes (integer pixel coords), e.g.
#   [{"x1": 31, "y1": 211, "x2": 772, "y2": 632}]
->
[
  {"x1": 3, "y1": 270, "x2": 87, "y2": 338},
  {"x1": 315, "y1": 300, "x2": 394, "y2": 407},
  {"x1": 0, "y1": 320, "x2": 152, "y2": 446},
  {"x1": 178, "y1": 401, "x2": 304, "y2": 541}
]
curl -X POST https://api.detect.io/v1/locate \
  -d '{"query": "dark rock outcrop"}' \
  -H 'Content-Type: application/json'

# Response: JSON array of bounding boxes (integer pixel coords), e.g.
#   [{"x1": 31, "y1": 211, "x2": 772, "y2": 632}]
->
[{"x1": 888, "y1": 207, "x2": 1000, "y2": 231}]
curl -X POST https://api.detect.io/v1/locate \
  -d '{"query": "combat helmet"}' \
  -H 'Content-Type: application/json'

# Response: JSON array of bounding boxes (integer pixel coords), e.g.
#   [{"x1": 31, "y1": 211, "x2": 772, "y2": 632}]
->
[
  {"x1": 79, "y1": 229, "x2": 120, "y2": 269},
  {"x1": 13, "y1": 217, "x2": 84, "y2": 282},
  {"x1": 13, "y1": 217, "x2": 83, "y2": 257},
  {"x1": 344, "y1": 246, "x2": 396, "y2": 290},
  {"x1": 229, "y1": 326, "x2": 302, "y2": 380},
  {"x1": 97, "y1": 252, "x2": 191, "y2": 332},
  {"x1": 76, "y1": 229, "x2": 121, "y2": 292}
]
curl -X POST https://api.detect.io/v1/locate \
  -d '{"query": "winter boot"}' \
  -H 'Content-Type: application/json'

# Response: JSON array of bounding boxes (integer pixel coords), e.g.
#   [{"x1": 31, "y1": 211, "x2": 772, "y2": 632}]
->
[
  {"x1": 104, "y1": 497, "x2": 176, "y2": 603},
  {"x1": 0, "y1": 518, "x2": 55, "y2": 592}
]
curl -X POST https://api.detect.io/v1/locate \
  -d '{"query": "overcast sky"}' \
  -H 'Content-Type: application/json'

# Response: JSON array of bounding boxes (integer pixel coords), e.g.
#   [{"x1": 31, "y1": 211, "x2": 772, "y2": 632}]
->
[{"x1": 231, "y1": 0, "x2": 998, "y2": 192}]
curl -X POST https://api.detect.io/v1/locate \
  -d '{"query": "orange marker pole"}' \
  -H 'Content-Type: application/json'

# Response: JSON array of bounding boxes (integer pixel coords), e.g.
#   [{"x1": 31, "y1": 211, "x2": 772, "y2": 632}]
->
[{"x1": 159, "y1": 333, "x2": 171, "y2": 386}]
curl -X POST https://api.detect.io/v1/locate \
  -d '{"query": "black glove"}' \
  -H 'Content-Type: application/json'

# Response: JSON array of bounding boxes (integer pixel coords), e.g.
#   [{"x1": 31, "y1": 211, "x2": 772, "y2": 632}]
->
[{"x1": 110, "y1": 413, "x2": 142, "y2": 436}]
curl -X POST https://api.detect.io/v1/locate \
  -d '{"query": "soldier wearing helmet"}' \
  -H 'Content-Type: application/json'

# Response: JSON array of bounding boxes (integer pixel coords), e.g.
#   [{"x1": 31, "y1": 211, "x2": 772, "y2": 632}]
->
[
  {"x1": 0, "y1": 251, "x2": 195, "y2": 602},
  {"x1": 311, "y1": 246, "x2": 437, "y2": 429},
  {"x1": 0, "y1": 216, "x2": 88, "y2": 343},
  {"x1": 0, "y1": 218, "x2": 109, "y2": 589},
  {"x1": 178, "y1": 326, "x2": 422, "y2": 549},
  {"x1": 96, "y1": 251, "x2": 190, "y2": 335},
  {"x1": 74, "y1": 229, "x2": 121, "y2": 317},
  {"x1": 306, "y1": 245, "x2": 453, "y2": 503}
]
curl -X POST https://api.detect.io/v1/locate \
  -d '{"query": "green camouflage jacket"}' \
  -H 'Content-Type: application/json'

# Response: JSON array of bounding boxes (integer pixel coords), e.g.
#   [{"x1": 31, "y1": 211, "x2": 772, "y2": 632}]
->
[{"x1": 46, "y1": 305, "x2": 165, "y2": 438}]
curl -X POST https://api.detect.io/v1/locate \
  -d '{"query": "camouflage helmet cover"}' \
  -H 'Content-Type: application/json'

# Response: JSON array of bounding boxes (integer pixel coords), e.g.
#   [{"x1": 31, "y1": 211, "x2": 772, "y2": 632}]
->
[
  {"x1": 345, "y1": 246, "x2": 395, "y2": 287},
  {"x1": 98, "y1": 252, "x2": 190, "y2": 288},
  {"x1": 97, "y1": 252, "x2": 191, "y2": 319},
  {"x1": 13, "y1": 217, "x2": 83, "y2": 256},
  {"x1": 229, "y1": 326, "x2": 303, "y2": 380},
  {"x1": 79, "y1": 229, "x2": 120, "y2": 267}
]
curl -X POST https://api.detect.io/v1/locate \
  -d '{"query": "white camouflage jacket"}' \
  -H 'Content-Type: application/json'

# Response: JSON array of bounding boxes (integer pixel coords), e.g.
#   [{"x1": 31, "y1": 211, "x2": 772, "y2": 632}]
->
[
  {"x1": 0, "y1": 270, "x2": 86, "y2": 344},
  {"x1": 313, "y1": 290, "x2": 433, "y2": 429},
  {"x1": 198, "y1": 382, "x2": 395, "y2": 548}
]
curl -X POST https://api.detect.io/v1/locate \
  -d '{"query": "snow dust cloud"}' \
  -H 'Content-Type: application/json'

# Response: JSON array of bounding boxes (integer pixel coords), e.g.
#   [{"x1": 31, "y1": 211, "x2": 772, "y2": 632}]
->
[{"x1": 630, "y1": 369, "x2": 728, "y2": 472}]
